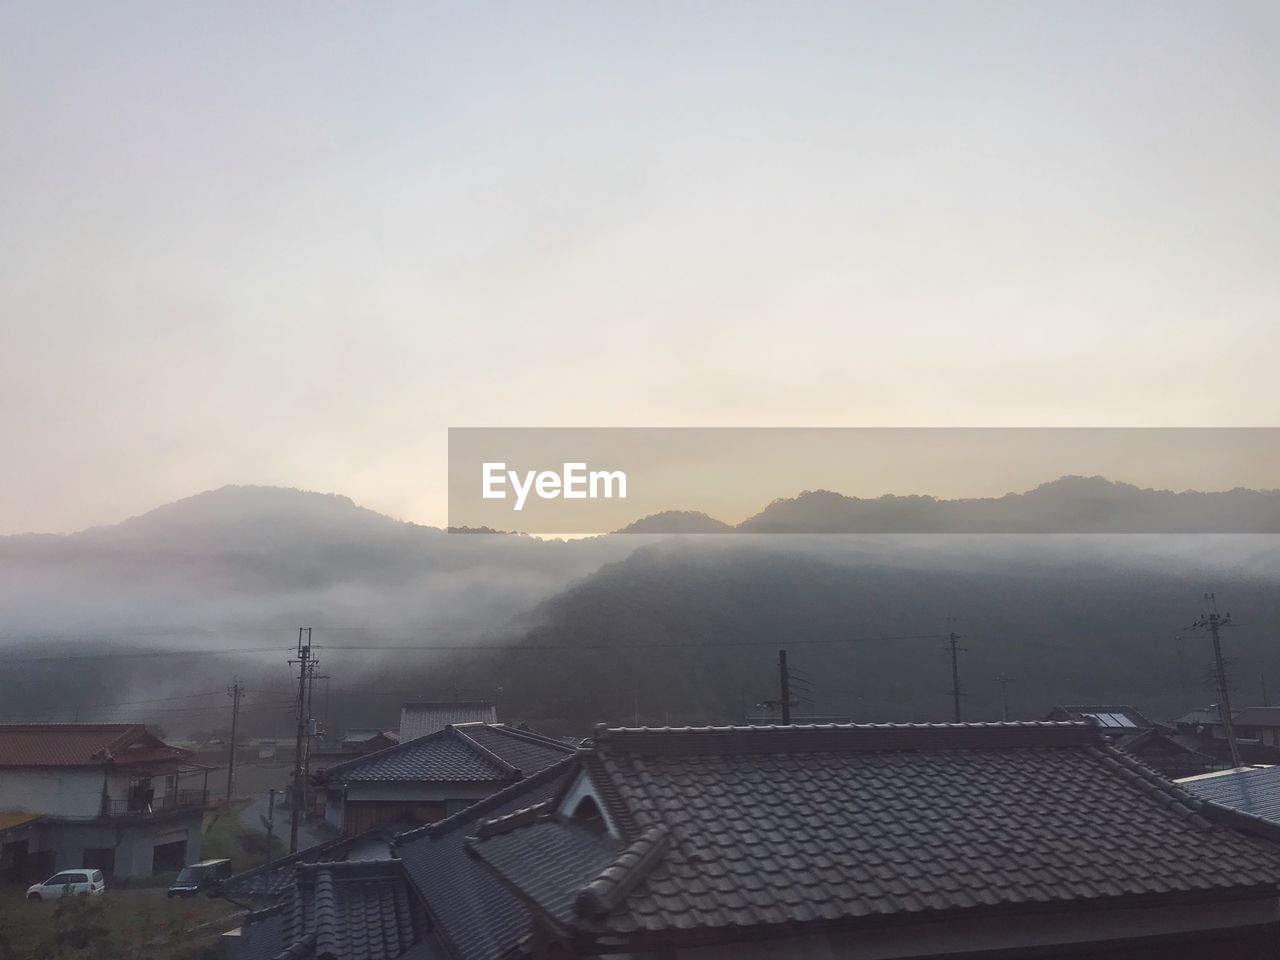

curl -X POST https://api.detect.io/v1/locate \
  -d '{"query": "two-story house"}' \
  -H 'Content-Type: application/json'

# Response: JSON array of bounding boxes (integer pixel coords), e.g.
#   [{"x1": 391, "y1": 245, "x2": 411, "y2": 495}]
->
[{"x1": 0, "y1": 723, "x2": 211, "y2": 882}]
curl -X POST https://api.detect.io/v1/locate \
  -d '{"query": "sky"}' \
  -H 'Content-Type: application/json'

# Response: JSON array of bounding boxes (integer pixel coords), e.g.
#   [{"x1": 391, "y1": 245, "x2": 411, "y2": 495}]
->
[{"x1": 2, "y1": 1, "x2": 1278, "y2": 534}]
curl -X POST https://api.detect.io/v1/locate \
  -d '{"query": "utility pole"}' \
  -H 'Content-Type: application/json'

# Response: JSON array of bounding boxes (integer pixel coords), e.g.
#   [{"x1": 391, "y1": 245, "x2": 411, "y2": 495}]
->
[
  {"x1": 225, "y1": 680, "x2": 243, "y2": 805},
  {"x1": 778, "y1": 649, "x2": 791, "y2": 725},
  {"x1": 301, "y1": 660, "x2": 328, "y2": 821},
  {"x1": 995, "y1": 675, "x2": 1016, "y2": 721},
  {"x1": 289, "y1": 628, "x2": 312, "y2": 853},
  {"x1": 945, "y1": 621, "x2": 965, "y2": 722},
  {"x1": 1191, "y1": 594, "x2": 1242, "y2": 769},
  {"x1": 262, "y1": 788, "x2": 277, "y2": 869}
]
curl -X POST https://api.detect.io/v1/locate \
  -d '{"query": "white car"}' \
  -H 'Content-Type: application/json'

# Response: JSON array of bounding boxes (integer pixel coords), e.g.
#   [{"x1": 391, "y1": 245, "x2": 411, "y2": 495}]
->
[{"x1": 26, "y1": 869, "x2": 106, "y2": 901}]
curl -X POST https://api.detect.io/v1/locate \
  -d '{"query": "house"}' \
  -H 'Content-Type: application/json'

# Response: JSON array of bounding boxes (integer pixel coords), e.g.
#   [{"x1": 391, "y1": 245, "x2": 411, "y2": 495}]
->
[
  {"x1": 1112, "y1": 726, "x2": 1216, "y2": 779},
  {"x1": 399, "y1": 701, "x2": 497, "y2": 740},
  {"x1": 314, "y1": 723, "x2": 575, "y2": 835},
  {"x1": 1045, "y1": 704, "x2": 1214, "y2": 778},
  {"x1": 1231, "y1": 707, "x2": 1280, "y2": 748},
  {"x1": 228, "y1": 758, "x2": 579, "y2": 960},
  {"x1": 0, "y1": 724, "x2": 210, "y2": 881},
  {"x1": 337, "y1": 728, "x2": 400, "y2": 754},
  {"x1": 464, "y1": 722, "x2": 1280, "y2": 959}
]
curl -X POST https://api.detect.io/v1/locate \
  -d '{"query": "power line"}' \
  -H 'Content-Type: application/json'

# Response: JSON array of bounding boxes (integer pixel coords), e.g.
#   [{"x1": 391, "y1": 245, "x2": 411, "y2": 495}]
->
[
  {"x1": 0, "y1": 633, "x2": 949, "y2": 668},
  {"x1": 0, "y1": 647, "x2": 290, "y2": 665}
]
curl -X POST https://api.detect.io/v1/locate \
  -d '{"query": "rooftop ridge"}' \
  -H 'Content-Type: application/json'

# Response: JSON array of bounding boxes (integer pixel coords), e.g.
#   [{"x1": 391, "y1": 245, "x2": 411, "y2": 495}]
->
[
  {"x1": 473, "y1": 800, "x2": 555, "y2": 841},
  {"x1": 595, "y1": 721, "x2": 1104, "y2": 756},
  {"x1": 575, "y1": 825, "x2": 670, "y2": 919},
  {"x1": 312, "y1": 867, "x2": 339, "y2": 959}
]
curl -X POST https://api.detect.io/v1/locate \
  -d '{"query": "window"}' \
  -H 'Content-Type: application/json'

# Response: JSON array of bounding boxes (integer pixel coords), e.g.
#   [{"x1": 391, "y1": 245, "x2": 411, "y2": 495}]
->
[{"x1": 91, "y1": 871, "x2": 103, "y2": 883}]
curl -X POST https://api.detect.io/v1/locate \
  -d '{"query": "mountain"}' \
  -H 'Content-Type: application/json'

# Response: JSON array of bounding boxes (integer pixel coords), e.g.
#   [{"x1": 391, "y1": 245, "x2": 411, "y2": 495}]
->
[
  {"x1": 444, "y1": 534, "x2": 1280, "y2": 732},
  {"x1": 0, "y1": 486, "x2": 640, "y2": 729},
  {"x1": 614, "y1": 510, "x2": 734, "y2": 534},
  {"x1": 618, "y1": 477, "x2": 1280, "y2": 534},
  {"x1": 6, "y1": 481, "x2": 1280, "y2": 738}
]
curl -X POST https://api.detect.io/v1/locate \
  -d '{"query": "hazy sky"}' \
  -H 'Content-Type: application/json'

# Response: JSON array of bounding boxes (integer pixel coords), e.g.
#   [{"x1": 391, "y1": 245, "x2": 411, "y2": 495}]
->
[{"x1": 2, "y1": 1, "x2": 1278, "y2": 534}]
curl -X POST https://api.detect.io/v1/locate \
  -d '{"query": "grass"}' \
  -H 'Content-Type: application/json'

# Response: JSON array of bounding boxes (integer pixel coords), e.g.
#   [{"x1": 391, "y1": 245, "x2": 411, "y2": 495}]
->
[
  {"x1": 0, "y1": 886, "x2": 241, "y2": 960},
  {"x1": 199, "y1": 801, "x2": 285, "y2": 873}
]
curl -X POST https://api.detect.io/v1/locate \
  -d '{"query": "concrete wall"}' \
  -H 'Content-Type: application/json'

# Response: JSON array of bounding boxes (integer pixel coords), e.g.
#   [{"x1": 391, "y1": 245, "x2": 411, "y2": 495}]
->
[
  {"x1": 0, "y1": 768, "x2": 188, "y2": 819},
  {"x1": 36, "y1": 813, "x2": 203, "y2": 880},
  {"x1": 0, "y1": 768, "x2": 105, "y2": 818}
]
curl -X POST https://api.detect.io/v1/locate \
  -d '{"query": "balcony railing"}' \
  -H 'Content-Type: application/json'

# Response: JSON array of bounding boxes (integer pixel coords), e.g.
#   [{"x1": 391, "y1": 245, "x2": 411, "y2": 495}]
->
[{"x1": 102, "y1": 789, "x2": 208, "y2": 817}]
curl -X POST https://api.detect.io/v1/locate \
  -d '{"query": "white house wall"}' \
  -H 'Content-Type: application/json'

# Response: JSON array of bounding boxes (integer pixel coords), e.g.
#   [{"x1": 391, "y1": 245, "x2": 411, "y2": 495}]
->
[{"x1": 0, "y1": 768, "x2": 105, "y2": 817}]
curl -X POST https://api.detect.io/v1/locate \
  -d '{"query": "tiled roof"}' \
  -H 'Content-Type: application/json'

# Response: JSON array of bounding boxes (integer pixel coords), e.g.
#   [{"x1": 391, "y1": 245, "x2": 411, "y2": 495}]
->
[
  {"x1": 226, "y1": 818, "x2": 421, "y2": 900},
  {"x1": 236, "y1": 859, "x2": 425, "y2": 960},
  {"x1": 400, "y1": 702, "x2": 497, "y2": 740},
  {"x1": 394, "y1": 759, "x2": 577, "y2": 960},
  {"x1": 317, "y1": 724, "x2": 572, "y2": 785},
  {"x1": 1179, "y1": 766, "x2": 1280, "y2": 825},
  {"x1": 0, "y1": 723, "x2": 190, "y2": 768},
  {"x1": 470, "y1": 722, "x2": 1280, "y2": 944}
]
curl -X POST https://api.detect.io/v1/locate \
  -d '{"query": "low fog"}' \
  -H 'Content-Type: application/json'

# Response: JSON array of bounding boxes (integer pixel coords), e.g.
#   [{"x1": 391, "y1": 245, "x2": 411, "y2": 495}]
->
[{"x1": 2, "y1": 484, "x2": 1278, "y2": 739}]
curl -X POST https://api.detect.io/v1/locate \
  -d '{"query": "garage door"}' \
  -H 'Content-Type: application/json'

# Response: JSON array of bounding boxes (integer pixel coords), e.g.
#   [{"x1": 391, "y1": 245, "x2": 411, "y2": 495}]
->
[{"x1": 151, "y1": 839, "x2": 187, "y2": 874}]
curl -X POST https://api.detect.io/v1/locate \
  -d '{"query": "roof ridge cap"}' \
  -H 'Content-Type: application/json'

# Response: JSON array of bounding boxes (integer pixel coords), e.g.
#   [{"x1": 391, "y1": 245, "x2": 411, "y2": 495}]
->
[
  {"x1": 475, "y1": 723, "x2": 578, "y2": 752},
  {"x1": 473, "y1": 800, "x2": 554, "y2": 840},
  {"x1": 1093, "y1": 744, "x2": 1210, "y2": 823},
  {"x1": 574, "y1": 825, "x2": 670, "y2": 919},
  {"x1": 312, "y1": 867, "x2": 339, "y2": 958}
]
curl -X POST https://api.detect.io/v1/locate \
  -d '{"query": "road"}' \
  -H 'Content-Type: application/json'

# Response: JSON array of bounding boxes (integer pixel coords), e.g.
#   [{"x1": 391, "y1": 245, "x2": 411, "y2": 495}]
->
[{"x1": 236, "y1": 792, "x2": 334, "y2": 854}]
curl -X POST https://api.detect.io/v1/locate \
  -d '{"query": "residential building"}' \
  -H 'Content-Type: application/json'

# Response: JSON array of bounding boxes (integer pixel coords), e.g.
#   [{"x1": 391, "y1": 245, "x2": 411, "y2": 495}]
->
[
  {"x1": 0, "y1": 724, "x2": 210, "y2": 881},
  {"x1": 313, "y1": 723, "x2": 574, "y2": 835},
  {"x1": 337, "y1": 729, "x2": 400, "y2": 754},
  {"x1": 228, "y1": 758, "x2": 578, "y2": 960},
  {"x1": 398, "y1": 701, "x2": 497, "y2": 741},
  {"x1": 466, "y1": 722, "x2": 1280, "y2": 959},
  {"x1": 1232, "y1": 708, "x2": 1280, "y2": 748},
  {"x1": 1046, "y1": 704, "x2": 1214, "y2": 778}
]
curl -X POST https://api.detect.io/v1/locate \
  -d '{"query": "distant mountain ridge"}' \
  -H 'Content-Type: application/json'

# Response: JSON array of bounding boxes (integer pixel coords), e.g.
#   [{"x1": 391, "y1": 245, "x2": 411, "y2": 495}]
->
[{"x1": 616, "y1": 476, "x2": 1280, "y2": 534}]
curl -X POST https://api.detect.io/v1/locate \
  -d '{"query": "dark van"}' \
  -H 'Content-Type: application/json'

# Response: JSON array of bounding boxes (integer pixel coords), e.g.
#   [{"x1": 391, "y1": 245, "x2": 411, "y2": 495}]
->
[{"x1": 167, "y1": 858, "x2": 233, "y2": 898}]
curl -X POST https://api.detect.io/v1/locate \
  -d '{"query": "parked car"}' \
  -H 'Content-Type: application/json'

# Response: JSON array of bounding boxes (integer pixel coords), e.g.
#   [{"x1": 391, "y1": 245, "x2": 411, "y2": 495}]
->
[
  {"x1": 167, "y1": 858, "x2": 232, "y2": 898},
  {"x1": 26, "y1": 870, "x2": 106, "y2": 901}
]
